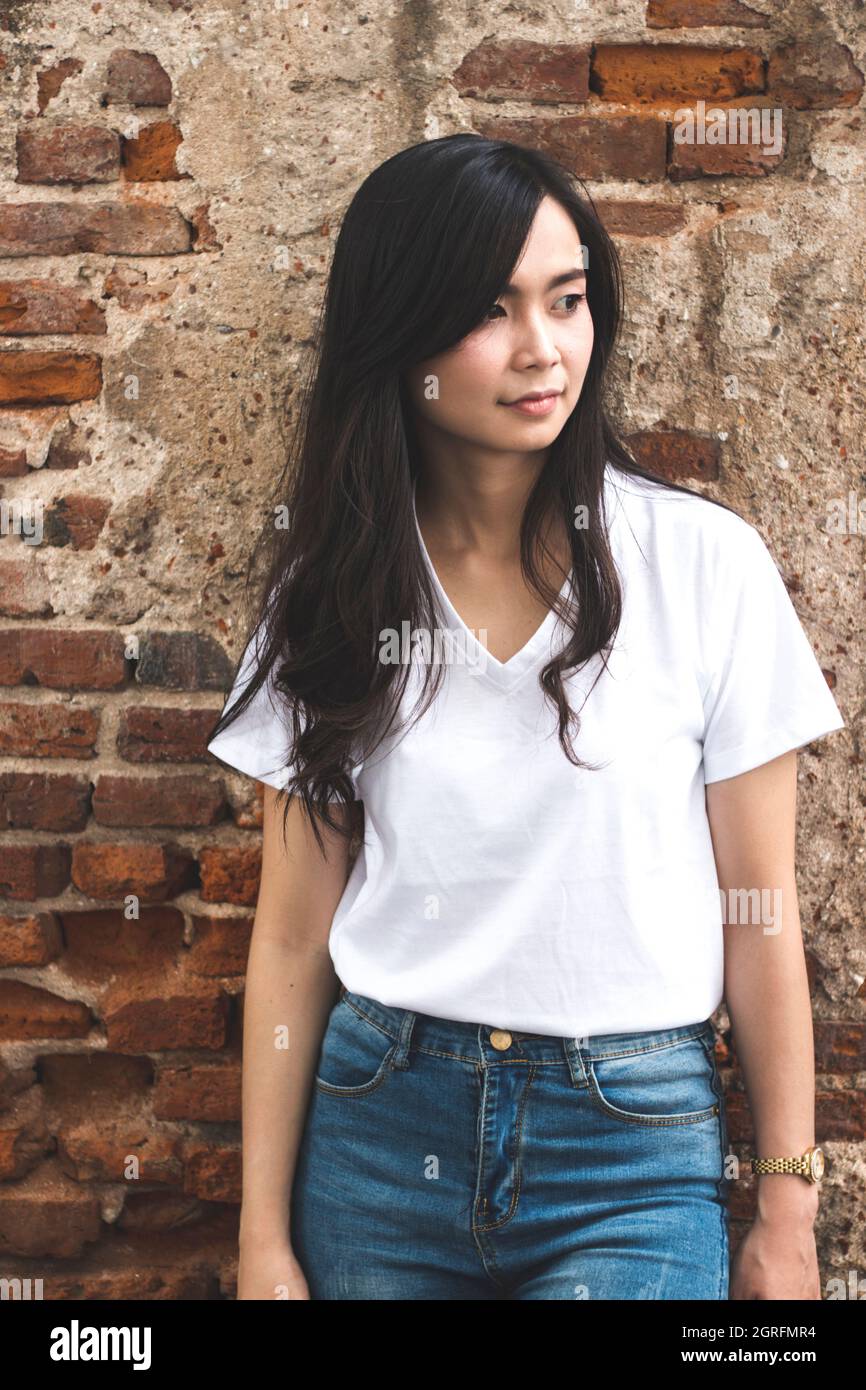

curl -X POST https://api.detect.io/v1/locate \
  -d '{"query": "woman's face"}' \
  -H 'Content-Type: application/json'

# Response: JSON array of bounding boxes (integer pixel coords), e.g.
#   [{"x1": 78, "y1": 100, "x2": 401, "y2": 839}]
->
[{"x1": 404, "y1": 195, "x2": 594, "y2": 458}]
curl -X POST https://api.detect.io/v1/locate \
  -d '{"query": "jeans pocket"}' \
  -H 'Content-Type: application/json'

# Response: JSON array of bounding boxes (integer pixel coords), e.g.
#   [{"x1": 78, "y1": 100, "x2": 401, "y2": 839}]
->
[
  {"x1": 314, "y1": 997, "x2": 398, "y2": 1098},
  {"x1": 587, "y1": 1030, "x2": 721, "y2": 1127}
]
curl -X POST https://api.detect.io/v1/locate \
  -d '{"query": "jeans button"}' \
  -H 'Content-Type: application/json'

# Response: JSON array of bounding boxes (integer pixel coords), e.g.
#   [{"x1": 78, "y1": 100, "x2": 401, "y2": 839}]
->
[{"x1": 489, "y1": 1029, "x2": 513, "y2": 1051}]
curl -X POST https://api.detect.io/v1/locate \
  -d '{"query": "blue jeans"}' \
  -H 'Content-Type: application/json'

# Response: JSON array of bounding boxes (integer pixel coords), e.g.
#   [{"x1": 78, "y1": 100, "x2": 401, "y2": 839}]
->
[{"x1": 290, "y1": 987, "x2": 731, "y2": 1300}]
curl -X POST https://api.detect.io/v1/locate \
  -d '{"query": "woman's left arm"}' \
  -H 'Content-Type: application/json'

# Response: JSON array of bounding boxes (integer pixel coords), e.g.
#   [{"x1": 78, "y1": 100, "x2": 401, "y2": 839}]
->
[{"x1": 705, "y1": 748, "x2": 822, "y2": 1301}]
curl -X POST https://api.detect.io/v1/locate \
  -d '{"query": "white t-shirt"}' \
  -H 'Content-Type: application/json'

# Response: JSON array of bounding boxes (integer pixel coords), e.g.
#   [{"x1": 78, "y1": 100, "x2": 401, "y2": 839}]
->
[{"x1": 206, "y1": 462, "x2": 845, "y2": 1037}]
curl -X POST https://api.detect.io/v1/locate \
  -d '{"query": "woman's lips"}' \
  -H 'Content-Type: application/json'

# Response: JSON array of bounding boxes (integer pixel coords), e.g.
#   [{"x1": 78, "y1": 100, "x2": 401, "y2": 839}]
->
[{"x1": 503, "y1": 393, "x2": 560, "y2": 416}]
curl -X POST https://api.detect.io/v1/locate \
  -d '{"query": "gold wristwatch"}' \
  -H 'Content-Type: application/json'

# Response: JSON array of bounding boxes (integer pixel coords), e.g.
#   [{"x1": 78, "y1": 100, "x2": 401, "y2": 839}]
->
[{"x1": 751, "y1": 1144, "x2": 825, "y2": 1184}]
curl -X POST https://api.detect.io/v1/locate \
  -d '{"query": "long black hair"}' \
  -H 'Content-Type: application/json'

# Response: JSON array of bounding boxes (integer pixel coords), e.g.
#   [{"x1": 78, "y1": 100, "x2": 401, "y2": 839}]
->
[{"x1": 208, "y1": 133, "x2": 739, "y2": 852}]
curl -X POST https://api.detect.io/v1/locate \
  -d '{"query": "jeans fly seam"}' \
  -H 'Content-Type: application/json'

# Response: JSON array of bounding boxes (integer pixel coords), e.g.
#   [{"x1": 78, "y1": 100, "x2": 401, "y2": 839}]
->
[{"x1": 472, "y1": 1065, "x2": 536, "y2": 1232}]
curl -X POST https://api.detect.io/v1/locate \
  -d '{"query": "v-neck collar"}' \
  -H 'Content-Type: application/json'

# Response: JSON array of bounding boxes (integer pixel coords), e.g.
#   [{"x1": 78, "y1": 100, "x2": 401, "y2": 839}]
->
[{"x1": 411, "y1": 480, "x2": 574, "y2": 694}]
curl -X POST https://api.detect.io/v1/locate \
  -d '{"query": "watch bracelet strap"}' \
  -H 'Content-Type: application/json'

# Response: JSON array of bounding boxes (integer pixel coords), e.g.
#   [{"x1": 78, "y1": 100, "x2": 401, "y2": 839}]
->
[{"x1": 751, "y1": 1156, "x2": 808, "y2": 1175}]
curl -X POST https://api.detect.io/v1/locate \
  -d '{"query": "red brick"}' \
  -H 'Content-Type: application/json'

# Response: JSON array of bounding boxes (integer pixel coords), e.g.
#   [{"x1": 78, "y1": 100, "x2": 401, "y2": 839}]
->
[
  {"x1": 182, "y1": 1141, "x2": 241, "y2": 1202},
  {"x1": 0, "y1": 772, "x2": 91, "y2": 831},
  {"x1": 767, "y1": 41, "x2": 864, "y2": 110},
  {"x1": 669, "y1": 115, "x2": 786, "y2": 179},
  {"x1": 104, "y1": 50, "x2": 172, "y2": 107},
  {"x1": 0, "y1": 1056, "x2": 33, "y2": 1110},
  {"x1": 453, "y1": 41, "x2": 590, "y2": 103},
  {"x1": 0, "y1": 203, "x2": 192, "y2": 257},
  {"x1": 591, "y1": 44, "x2": 765, "y2": 104},
  {"x1": 57, "y1": 1123, "x2": 182, "y2": 1184},
  {"x1": 814, "y1": 1021, "x2": 865, "y2": 1072},
  {"x1": 92, "y1": 773, "x2": 228, "y2": 827},
  {"x1": 0, "y1": 701, "x2": 100, "y2": 758},
  {"x1": 104, "y1": 984, "x2": 230, "y2": 1051},
  {"x1": 0, "y1": 629, "x2": 127, "y2": 689},
  {"x1": 43, "y1": 494, "x2": 110, "y2": 550},
  {"x1": 16, "y1": 125, "x2": 120, "y2": 185},
  {"x1": 0, "y1": 1169, "x2": 102, "y2": 1258},
  {"x1": 0, "y1": 444, "x2": 28, "y2": 476},
  {"x1": 70, "y1": 842, "x2": 197, "y2": 902},
  {"x1": 815, "y1": 1088, "x2": 866, "y2": 1141},
  {"x1": 0, "y1": 559, "x2": 53, "y2": 617},
  {"x1": 0, "y1": 1101, "x2": 52, "y2": 1180},
  {"x1": 0, "y1": 911, "x2": 62, "y2": 967},
  {"x1": 0, "y1": 351, "x2": 102, "y2": 406},
  {"x1": 0, "y1": 1258, "x2": 216, "y2": 1298},
  {"x1": 187, "y1": 914, "x2": 253, "y2": 975},
  {"x1": 198, "y1": 846, "x2": 263, "y2": 907},
  {"x1": 122, "y1": 120, "x2": 185, "y2": 181},
  {"x1": 0, "y1": 979, "x2": 91, "y2": 1041},
  {"x1": 625, "y1": 429, "x2": 721, "y2": 481},
  {"x1": 719, "y1": 1086, "x2": 750, "y2": 1141},
  {"x1": 0, "y1": 280, "x2": 106, "y2": 335},
  {"x1": 135, "y1": 632, "x2": 234, "y2": 690},
  {"x1": 57, "y1": 906, "x2": 185, "y2": 973},
  {"x1": 0, "y1": 844, "x2": 72, "y2": 899},
  {"x1": 36, "y1": 57, "x2": 84, "y2": 114},
  {"x1": 594, "y1": 198, "x2": 686, "y2": 235},
  {"x1": 115, "y1": 1190, "x2": 203, "y2": 1232},
  {"x1": 472, "y1": 113, "x2": 667, "y2": 182},
  {"x1": 117, "y1": 706, "x2": 221, "y2": 762},
  {"x1": 40, "y1": 1051, "x2": 154, "y2": 1109},
  {"x1": 153, "y1": 1059, "x2": 241, "y2": 1122},
  {"x1": 647, "y1": 0, "x2": 769, "y2": 26}
]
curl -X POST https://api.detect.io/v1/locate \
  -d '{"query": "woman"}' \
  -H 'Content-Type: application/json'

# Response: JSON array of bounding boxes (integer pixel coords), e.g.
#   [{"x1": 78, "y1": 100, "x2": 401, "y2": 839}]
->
[{"x1": 207, "y1": 135, "x2": 845, "y2": 1301}]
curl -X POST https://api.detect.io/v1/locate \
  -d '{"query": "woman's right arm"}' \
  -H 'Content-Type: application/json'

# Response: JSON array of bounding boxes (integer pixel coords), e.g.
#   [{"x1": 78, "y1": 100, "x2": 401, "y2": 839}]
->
[{"x1": 236, "y1": 783, "x2": 355, "y2": 1300}]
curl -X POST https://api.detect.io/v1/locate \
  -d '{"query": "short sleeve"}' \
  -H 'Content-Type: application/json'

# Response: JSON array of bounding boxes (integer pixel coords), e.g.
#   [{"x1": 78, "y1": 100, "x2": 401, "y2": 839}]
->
[
  {"x1": 700, "y1": 524, "x2": 845, "y2": 784},
  {"x1": 206, "y1": 621, "x2": 361, "y2": 799}
]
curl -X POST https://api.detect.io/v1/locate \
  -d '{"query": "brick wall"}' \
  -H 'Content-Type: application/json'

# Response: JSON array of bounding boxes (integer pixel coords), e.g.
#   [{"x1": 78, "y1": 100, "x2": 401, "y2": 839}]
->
[{"x1": 0, "y1": 1, "x2": 863, "y2": 1299}]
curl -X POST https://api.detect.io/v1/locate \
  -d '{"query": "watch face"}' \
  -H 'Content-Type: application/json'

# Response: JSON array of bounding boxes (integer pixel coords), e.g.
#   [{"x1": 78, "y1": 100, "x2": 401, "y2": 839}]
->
[{"x1": 810, "y1": 1148, "x2": 825, "y2": 1181}]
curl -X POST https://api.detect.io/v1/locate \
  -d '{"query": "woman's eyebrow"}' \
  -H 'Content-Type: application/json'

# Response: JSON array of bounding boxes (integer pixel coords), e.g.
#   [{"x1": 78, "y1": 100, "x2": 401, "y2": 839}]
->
[{"x1": 500, "y1": 268, "x2": 587, "y2": 297}]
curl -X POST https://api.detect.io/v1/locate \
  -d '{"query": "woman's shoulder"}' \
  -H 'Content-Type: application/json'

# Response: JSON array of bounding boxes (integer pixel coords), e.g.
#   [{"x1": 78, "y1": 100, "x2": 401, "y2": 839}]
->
[{"x1": 603, "y1": 459, "x2": 761, "y2": 563}]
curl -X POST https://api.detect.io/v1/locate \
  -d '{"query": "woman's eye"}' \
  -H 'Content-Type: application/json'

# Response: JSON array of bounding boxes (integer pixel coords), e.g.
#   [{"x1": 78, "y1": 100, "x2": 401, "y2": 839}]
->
[
  {"x1": 483, "y1": 293, "x2": 585, "y2": 322},
  {"x1": 555, "y1": 292, "x2": 586, "y2": 313}
]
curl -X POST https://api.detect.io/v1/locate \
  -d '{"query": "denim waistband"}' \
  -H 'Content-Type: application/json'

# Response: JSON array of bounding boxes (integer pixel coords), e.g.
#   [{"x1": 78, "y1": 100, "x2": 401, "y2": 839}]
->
[{"x1": 337, "y1": 985, "x2": 716, "y2": 1065}]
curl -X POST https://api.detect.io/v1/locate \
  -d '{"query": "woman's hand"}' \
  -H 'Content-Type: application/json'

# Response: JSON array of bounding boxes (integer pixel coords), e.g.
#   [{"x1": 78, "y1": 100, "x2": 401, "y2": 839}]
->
[
  {"x1": 237, "y1": 1236, "x2": 311, "y2": 1300},
  {"x1": 729, "y1": 1191, "x2": 821, "y2": 1299}
]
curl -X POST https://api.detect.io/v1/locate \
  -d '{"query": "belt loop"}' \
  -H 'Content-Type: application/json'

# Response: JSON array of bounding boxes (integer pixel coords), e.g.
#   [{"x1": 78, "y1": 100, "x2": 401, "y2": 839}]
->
[
  {"x1": 390, "y1": 1007, "x2": 416, "y2": 1071},
  {"x1": 563, "y1": 1031, "x2": 590, "y2": 1089}
]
